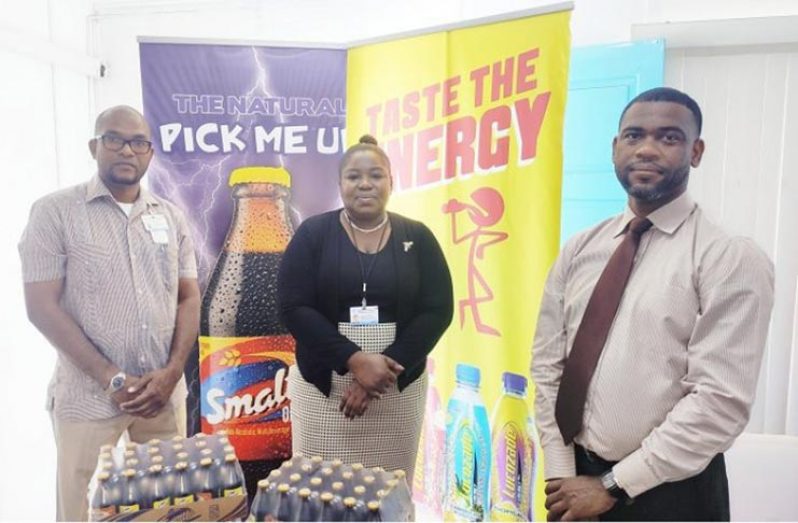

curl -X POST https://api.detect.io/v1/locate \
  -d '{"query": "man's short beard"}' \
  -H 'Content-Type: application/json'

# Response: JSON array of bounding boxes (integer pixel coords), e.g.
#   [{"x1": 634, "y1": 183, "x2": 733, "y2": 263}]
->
[{"x1": 618, "y1": 167, "x2": 689, "y2": 202}]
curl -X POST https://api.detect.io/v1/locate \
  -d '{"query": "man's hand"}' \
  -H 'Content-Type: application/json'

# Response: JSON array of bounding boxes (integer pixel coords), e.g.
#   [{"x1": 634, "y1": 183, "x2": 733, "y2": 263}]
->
[
  {"x1": 346, "y1": 352, "x2": 404, "y2": 395},
  {"x1": 109, "y1": 374, "x2": 141, "y2": 407},
  {"x1": 339, "y1": 381, "x2": 374, "y2": 419},
  {"x1": 545, "y1": 476, "x2": 616, "y2": 522},
  {"x1": 120, "y1": 367, "x2": 181, "y2": 418}
]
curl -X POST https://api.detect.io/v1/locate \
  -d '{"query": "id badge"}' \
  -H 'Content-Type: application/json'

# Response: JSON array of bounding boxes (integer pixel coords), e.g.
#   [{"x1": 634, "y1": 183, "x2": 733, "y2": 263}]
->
[
  {"x1": 150, "y1": 229, "x2": 169, "y2": 244},
  {"x1": 142, "y1": 213, "x2": 169, "y2": 232},
  {"x1": 350, "y1": 305, "x2": 379, "y2": 325}
]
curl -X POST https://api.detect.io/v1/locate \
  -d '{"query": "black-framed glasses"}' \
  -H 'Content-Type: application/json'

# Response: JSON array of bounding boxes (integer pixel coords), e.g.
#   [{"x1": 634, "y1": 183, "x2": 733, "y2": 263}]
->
[{"x1": 96, "y1": 134, "x2": 153, "y2": 154}]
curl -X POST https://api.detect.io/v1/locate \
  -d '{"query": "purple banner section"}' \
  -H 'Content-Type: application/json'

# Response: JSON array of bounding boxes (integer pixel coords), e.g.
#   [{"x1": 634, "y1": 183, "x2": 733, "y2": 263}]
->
[
  {"x1": 140, "y1": 42, "x2": 346, "y2": 287},
  {"x1": 140, "y1": 42, "x2": 346, "y2": 436}
]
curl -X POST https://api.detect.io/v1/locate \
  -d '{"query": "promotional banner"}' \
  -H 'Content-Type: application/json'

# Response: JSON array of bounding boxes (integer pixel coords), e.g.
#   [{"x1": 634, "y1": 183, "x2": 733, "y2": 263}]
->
[
  {"x1": 347, "y1": 8, "x2": 570, "y2": 521},
  {"x1": 140, "y1": 42, "x2": 346, "y2": 475}
]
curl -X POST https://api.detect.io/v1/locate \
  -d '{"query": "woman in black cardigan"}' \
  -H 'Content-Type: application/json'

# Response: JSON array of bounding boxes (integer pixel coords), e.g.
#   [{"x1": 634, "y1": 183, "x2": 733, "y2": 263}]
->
[{"x1": 278, "y1": 135, "x2": 453, "y2": 482}]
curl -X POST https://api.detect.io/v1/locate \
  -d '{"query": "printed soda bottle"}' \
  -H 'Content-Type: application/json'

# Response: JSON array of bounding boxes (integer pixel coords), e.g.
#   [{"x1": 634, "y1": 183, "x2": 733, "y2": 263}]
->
[
  {"x1": 489, "y1": 372, "x2": 534, "y2": 521},
  {"x1": 341, "y1": 497, "x2": 359, "y2": 522},
  {"x1": 89, "y1": 471, "x2": 119, "y2": 520},
  {"x1": 220, "y1": 454, "x2": 246, "y2": 498},
  {"x1": 192, "y1": 457, "x2": 218, "y2": 500},
  {"x1": 444, "y1": 363, "x2": 492, "y2": 521},
  {"x1": 172, "y1": 461, "x2": 195, "y2": 505},
  {"x1": 200, "y1": 166, "x2": 296, "y2": 501},
  {"x1": 118, "y1": 469, "x2": 141, "y2": 513},
  {"x1": 146, "y1": 464, "x2": 172, "y2": 509}
]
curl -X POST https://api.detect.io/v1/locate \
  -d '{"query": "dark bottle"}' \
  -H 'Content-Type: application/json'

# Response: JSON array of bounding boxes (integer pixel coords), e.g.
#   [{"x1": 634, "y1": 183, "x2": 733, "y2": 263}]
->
[
  {"x1": 341, "y1": 497, "x2": 359, "y2": 522},
  {"x1": 219, "y1": 454, "x2": 246, "y2": 498},
  {"x1": 118, "y1": 469, "x2": 141, "y2": 513},
  {"x1": 297, "y1": 487, "x2": 321, "y2": 522},
  {"x1": 366, "y1": 500, "x2": 382, "y2": 522},
  {"x1": 192, "y1": 457, "x2": 218, "y2": 500},
  {"x1": 146, "y1": 464, "x2": 171, "y2": 509},
  {"x1": 250, "y1": 479, "x2": 280, "y2": 521},
  {"x1": 172, "y1": 461, "x2": 195, "y2": 506},
  {"x1": 89, "y1": 471, "x2": 119, "y2": 520},
  {"x1": 319, "y1": 492, "x2": 344, "y2": 522},
  {"x1": 199, "y1": 166, "x2": 296, "y2": 503},
  {"x1": 276, "y1": 483, "x2": 299, "y2": 521}
]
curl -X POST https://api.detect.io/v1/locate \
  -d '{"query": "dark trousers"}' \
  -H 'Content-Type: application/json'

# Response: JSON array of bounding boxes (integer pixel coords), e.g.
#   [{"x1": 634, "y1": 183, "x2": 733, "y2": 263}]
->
[{"x1": 575, "y1": 445, "x2": 730, "y2": 521}]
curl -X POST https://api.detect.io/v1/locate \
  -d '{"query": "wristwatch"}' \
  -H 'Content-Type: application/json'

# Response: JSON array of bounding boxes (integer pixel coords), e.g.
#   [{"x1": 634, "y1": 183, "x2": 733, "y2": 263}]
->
[
  {"x1": 600, "y1": 470, "x2": 629, "y2": 501},
  {"x1": 105, "y1": 371, "x2": 127, "y2": 395}
]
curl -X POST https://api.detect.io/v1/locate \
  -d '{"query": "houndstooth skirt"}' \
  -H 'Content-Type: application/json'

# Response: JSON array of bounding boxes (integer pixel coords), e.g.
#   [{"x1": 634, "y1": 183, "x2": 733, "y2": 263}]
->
[{"x1": 289, "y1": 322, "x2": 427, "y2": 482}]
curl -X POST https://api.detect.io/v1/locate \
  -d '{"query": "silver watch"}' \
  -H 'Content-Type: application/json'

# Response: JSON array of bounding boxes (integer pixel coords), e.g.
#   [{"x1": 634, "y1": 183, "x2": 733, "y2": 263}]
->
[
  {"x1": 600, "y1": 470, "x2": 628, "y2": 500},
  {"x1": 105, "y1": 371, "x2": 127, "y2": 395}
]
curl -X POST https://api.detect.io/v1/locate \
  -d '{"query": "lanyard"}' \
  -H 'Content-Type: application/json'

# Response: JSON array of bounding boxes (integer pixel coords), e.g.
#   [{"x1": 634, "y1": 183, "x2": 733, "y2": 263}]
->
[{"x1": 348, "y1": 218, "x2": 389, "y2": 309}]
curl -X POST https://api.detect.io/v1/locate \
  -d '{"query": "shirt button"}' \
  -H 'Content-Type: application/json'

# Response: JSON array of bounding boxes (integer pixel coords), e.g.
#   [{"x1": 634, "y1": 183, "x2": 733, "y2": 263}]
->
[
  {"x1": 137, "y1": 289, "x2": 143, "y2": 295},
  {"x1": 141, "y1": 324, "x2": 147, "y2": 330},
  {"x1": 140, "y1": 356, "x2": 146, "y2": 363}
]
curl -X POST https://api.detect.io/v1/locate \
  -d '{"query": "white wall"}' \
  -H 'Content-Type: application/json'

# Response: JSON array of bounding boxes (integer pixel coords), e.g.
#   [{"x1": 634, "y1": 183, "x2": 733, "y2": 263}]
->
[
  {"x1": 3, "y1": 0, "x2": 798, "y2": 519},
  {"x1": 0, "y1": 0, "x2": 94, "y2": 520}
]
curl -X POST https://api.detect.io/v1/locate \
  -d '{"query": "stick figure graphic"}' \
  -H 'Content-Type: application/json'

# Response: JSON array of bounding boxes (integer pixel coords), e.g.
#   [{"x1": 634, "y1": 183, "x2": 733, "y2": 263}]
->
[{"x1": 442, "y1": 187, "x2": 508, "y2": 336}]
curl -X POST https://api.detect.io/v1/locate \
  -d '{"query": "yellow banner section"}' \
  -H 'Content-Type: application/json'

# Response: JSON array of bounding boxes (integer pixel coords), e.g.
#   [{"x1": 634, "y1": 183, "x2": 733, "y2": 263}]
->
[{"x1": 348, "y1": 9, "x2": 570, "y2": 521}]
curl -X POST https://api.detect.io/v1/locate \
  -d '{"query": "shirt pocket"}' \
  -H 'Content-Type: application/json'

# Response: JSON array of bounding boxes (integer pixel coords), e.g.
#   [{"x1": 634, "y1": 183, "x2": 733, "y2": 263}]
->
[{"x1": 68, "y1": 242, "x2": 111, "y2": 315}]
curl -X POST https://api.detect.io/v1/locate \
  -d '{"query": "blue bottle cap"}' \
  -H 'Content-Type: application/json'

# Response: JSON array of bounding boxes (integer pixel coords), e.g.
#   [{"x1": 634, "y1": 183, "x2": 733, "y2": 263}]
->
[
  {"x1": 455, "y1": 363, "x2": 481, "y2": 387},
  {"x1": 503, "y1": 372, "x2": 527, "y2": 395}
]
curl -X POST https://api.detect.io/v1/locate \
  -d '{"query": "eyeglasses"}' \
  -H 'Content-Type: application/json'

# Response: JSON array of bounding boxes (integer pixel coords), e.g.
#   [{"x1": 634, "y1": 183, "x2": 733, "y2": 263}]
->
[{"x1": 95, "y1": 134, "x2": 153, "y2": 155}]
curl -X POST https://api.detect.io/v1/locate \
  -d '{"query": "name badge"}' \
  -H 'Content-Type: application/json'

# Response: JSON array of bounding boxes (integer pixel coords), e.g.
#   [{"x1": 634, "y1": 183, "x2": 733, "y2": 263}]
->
[
  {"x1": 350, "y1": 306, "x2": 379, "y2": 325},
  {"x1": 150, "y1": 230, "x2": 169, "y2": 244},
  {"x1": 142, "y1": 213, "x2": 169, "y2": 232}
]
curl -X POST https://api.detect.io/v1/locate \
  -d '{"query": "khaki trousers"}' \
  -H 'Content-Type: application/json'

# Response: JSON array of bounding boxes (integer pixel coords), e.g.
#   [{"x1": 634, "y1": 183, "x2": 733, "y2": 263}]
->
[{"x1": 51, "y1": 405, "x2": 186, "y2": 521}]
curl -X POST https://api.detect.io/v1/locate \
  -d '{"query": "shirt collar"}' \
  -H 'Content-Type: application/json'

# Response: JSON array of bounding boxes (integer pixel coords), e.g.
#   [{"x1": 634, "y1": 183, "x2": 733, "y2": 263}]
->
[
  {"x1": 85, "y1": 174, "x2": 159, "y2": 209},
  {"x1": 614, "y1": 192, "x2": 696, "y2": 237}
]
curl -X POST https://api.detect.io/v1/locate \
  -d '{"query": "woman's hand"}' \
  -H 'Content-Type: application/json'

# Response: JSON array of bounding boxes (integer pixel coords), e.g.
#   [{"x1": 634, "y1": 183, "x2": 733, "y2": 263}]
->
[
  {"x1": 346, "y1": 352, "x2": 404, "y2": 394},
  {"x1": 339, "y1": 381, "x2": 373, "y2": 419}
]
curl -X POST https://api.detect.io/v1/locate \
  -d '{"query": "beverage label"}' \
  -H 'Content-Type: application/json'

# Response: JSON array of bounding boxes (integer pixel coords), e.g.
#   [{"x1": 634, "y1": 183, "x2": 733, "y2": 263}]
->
[
  {"x1": 200, "y1": 335, "x2": 295, "y2": 461},
  {"x1": 118, "y1": 503, "x2": 140, "y2": 513},
  {"x1": 152, "y1": 497, "x2": 171, "y2": 509},
  {"x1": 224, "y1": 486, "x2": 245, "y2": 497},
  {"x1": 491, "y1": 421, "x2": 531, "y2": 520},
  {"x1": 197, "y1": 491, "x2": 213, "y2": 501},
  {"x1": 174, "y1": 494, "x2": 195, "y2": 505},
  {"x1": 450, "y1": 423, "x2": 481, "y2": 521}
]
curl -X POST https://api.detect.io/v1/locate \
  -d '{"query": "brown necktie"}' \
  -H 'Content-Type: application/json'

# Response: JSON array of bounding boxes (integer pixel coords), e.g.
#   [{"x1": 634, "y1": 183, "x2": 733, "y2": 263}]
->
[{"x1": 555, "y1": 216, "x2": 653, "y2": 445}]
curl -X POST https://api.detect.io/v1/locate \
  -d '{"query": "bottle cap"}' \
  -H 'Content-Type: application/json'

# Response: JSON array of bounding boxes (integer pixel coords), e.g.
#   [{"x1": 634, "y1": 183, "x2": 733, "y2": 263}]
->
[
  {"x1": 147, "y1": 438, "x2": 161, "y2": 445},
  {"x1": 195, "y1": 440, "x2": 207, "y2": 448},
  {"x1": 298, "y1": 488, "x2": 311, "y2": 499},
  {"x1": 257, "y1": 479, "x2": 270, "y2": 490},
  {"x1": 332, "y1": 481, "x2": 344, "y2": 492},
  {"x1": 320, "y1": 492, "x2": 333, "y2": 503},
  {"x1": 229, "y1": 166, "x2": 292, "y2": 188},
  {"x1": 502, "y1": 372, "x2": 528, "y2": 395},
  {"x1": 149, "y1": 464, "x2": 163, "y2": 474},
  {"x1": 223, "y1": 445, "x2": 236, "y2": 454},
  {"x1": 225, "y1": 454, "x2": 237, "y2": 463},
  {"x1": 147, "y1": 447, "x2": 160, "y2": 455},
  {"x1": 269, "y1": 470, "x2": 283, "y2": 479},
  {"x1": 351, "y1": 463, "x2": 364, "y2": 472},
  {"x1": 343, "y1": 497, "x2": 356, "y2": 508},
  {"x1": 342, "y1": 471, "x2": 354, "y2": 481},
  {"x1": 194, "y1": 432, "x2": 207, "y2": 439},
  {"x1": 175, "y1": 461, "x2": 188, "y2": 471},
  {"x1": 125, "y1": 442, "x2": 137, "y2": 450},
  {"x1": 200, "y1": 457, "x2": 213, "y2": 467},
  {"x1": 97, "y1": 471, "x2": 111, "y2": 481},
  {"x1": 354, "y1": 485, "x2": 366, "y2": 496},
  {"x1": 277, "y1": 483, "x2": 290, "y2": 494},
  {"x1": 394, "y1": 470, "x2": 407, "y2": 480},
  {"x1": 151, "y1": 456, "x2": 164, "y2": 465},
  {"x1": 311, "y1": 456, "x2": 323, "y2": 464},
  {"x1": 321, "y1": 467, "x2": 333, "y2": 476},
  {"x1": 367, "y1": 500, "x2": 380, "y2": 511},
  {"x1": 301, "y1": 464, "x2": 313, "y2": 473},
  {"x1": 310, "y1": 477, "x2": 322, "y2": 487},
  {"x1": 171, "y1": 435, "x2": 184, "y2": 442},
  {"x1": 125, "y1": 459, "x2": 139, "y2": 467},
  {"x1": 455, "y1": 363, "x2": 480, "y2": 387},
  {"x1": 331, "y1": 459, "x2": 343, "y2": 467},
  {"x1": 123, "y1": 450, "x2": 136, "y2": 459},
  {"x1": 122, "y1": 469, "x2": 136, "y2": 478},
  {"x1": 201, "y1": 449, "x2": 214, "y2": 457},
  {"x1": 363, "y1": 476, "x2": 376, "y2": 484},
  {"x1": 99, "y1": 444, "x2": 114, "y2": 452},
  {"x1": 176, "y1": 452, "x2": 189, "y2": 461},
  {"x1": 289, "y1": 473, "x2": 302, "y2": 483}
]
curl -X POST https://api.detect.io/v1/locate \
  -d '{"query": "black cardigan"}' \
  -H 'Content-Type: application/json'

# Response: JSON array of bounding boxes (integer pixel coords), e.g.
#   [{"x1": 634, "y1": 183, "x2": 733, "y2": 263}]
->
[{"x1": 277, "y1": 209, "x2": 454, "y2": 396}]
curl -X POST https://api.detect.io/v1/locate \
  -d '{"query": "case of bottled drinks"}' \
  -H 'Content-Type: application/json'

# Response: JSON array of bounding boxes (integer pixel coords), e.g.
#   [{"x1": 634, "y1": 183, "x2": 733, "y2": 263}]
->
[
  {"x1": 248, "y1": 454, "x2": 413, "y2": 521},
  {"x1": 88, "y1": 432, "x2": 248, "y2": 521}
]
